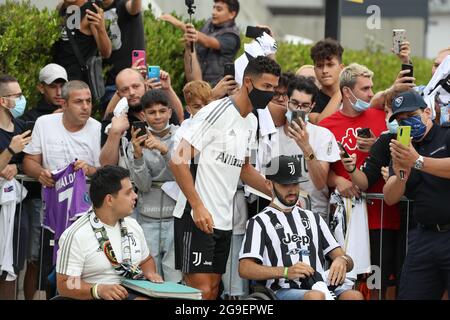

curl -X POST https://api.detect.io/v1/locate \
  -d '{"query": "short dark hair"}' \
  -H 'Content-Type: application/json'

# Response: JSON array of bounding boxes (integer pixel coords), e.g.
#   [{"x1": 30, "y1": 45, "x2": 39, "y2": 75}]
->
[
  {"x1": 89, "y1": 166, "x2": 130, "y2": 209},
  {"x1": 243, "y1": 56, "x2": 281, "y2": 79},
  {"x1": 141, "y1": 89, "x2": 170, "y2": 110},
  {"x1": 288, "y1": 76, "x2": 319, "y2": 104},
  {"x1": 310, "y1": 38, "x2": 344, "y2": 64},
  {"x1": 277, "y1": 72, "x2": 296, "y2": 89},
  {"x1": 0, "y1": 75, "x2": 18, "y2": 96},
  {"x1": 215, "y1": 0, "x2": 239, "y2": 15}
]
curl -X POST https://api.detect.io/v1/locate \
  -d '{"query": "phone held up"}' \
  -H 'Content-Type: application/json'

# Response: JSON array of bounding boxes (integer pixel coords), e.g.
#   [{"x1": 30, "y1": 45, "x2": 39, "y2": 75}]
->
[
  {"x1": 224, "y1": 63, "x2": 235, "y2": 78},
  {"x1": 245, "y1": 26, "x2": 271, "y2": 39},
  {"x1": 401, "y1": 63, "x2": 414, "y2": 84},
  {"x1": 148, "y1": 66, "x2": 160, "y2": 82},
  {"x1": 132, "y1": 121, "x2": 147, "y2": 146},
  {"x1": 290, "y1": 110, "x2": 306, "y2": 129},
  {"x1": 357, "y1": 128, "x2": 371, "y2": 139},
  {"x1": 392, "y1": 29, "x2": 406, "y2": 55},
  {"x1": 132, "y1": 50, "x2": 146, "y2": 68}
]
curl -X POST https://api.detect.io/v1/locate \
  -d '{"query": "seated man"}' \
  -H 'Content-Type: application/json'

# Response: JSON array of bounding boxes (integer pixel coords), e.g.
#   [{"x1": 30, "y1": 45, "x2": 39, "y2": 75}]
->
[
  {"x1": 56, "y1": 165, "x2": 162, "y2": 300},
  {"x1": 239, "y1": 156, "x2": 363, "y2": 300}
]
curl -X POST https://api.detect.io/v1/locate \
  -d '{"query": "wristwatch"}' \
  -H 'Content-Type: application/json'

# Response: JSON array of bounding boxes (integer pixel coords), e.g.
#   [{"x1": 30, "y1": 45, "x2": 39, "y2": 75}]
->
[
  {"x1": 414, "y1": 155, "x2": 424, "y2": 170},
  {"x1": 305, "y1": 152, "x2": 315, "y2": 161}
]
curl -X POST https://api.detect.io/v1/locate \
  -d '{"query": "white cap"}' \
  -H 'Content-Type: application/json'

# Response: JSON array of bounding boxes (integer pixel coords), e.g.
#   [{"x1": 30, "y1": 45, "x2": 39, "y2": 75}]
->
[{"x1": 39, "y1": 63, "x2": 68, "y2": 84}]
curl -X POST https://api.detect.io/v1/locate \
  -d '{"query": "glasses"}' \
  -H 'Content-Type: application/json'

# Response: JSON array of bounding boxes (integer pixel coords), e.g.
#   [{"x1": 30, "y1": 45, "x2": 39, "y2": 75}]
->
[
  {"x1": 288, "y1": 100, "x2": 312, "y2": 110},
  {"x1": 272, "y1": 91, "x2": 288, "y2": 100},
  {"x1": 2, "y1": 92, "x2": 23, "y2": 99}
]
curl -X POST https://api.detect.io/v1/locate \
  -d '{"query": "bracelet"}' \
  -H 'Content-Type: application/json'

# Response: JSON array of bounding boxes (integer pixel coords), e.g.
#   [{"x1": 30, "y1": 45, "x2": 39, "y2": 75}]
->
[
  {"x1": 91, "y1": 283, "x2": 101, "y2": 300},
  {"x1": 7, "y1": 146, "x2": 17, "y2": 156},
  {"x1": 346, "y1": 166, "x2": 356, "y2": 174},
  {"x1": 283, "y1": 267, "x2": 289, "y2": 280},
  {"x1": 339, "y1": 255, "x2": 350, "y2": 265}
]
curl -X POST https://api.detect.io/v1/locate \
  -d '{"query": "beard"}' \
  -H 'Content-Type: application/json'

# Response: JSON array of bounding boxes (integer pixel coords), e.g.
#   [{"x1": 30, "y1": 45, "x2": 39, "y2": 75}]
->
[
  {"x1": 273, "y1": 184, "x2": 299, "y2": 207},
  {"x1": 128, "y1": 102, "x2": 142, "y2": 113}
]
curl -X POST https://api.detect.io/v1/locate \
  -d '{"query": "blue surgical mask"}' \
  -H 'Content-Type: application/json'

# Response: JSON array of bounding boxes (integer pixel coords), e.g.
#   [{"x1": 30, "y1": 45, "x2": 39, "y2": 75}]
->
[
  {"x1": 11, "y1": 95, "x2": 26, "y2": 118},
  {"x1": 386, "y1": 119, "x2": 399, "y2": 134},
  {"x1": 349, "y1": 90, "x2": 370, "y2": 112},
  {"x1": 400, "y1": 115, "x2": 426, "y2": 141}
]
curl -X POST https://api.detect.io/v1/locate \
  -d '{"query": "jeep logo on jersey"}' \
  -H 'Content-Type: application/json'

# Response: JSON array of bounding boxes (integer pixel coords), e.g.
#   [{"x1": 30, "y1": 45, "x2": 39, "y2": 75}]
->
[
  {"x1": 282, "y1": 233, "x2": 310, "y2": 246},
  {"x1": 288, "y1": 162, "x2": 295, "y2": 175},
  {"x1": 394, "y1": 96, "x2": 404, "y2": 108}
]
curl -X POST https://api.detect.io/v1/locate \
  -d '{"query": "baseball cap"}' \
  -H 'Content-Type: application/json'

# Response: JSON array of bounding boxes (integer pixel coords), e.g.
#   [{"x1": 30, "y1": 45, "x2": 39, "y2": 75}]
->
[
  {"x1": 389, "y1": 90, "x2": 427, "y2": 122},
  {"x1": 39, "y1": 63, "x2": 68, "y2": 85},
  {"x1": 265, "y1": 155, "x2": 308, "y2": 184}
]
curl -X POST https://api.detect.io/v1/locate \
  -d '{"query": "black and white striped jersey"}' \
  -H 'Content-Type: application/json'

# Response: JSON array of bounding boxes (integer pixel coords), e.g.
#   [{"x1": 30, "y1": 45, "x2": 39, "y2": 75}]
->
[
  {"x1": 172, "y1": 97, "x2": 257, "y2": 231},
  {"x1": 239, "y1": 205, "x2": 340, "y2": 291}
]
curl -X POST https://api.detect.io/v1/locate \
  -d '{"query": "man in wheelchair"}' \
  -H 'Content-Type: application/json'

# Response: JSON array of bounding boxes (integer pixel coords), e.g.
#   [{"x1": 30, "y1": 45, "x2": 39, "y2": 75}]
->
[{"x1": 239, "y1": 156, "x2": 363, "y2": 300}]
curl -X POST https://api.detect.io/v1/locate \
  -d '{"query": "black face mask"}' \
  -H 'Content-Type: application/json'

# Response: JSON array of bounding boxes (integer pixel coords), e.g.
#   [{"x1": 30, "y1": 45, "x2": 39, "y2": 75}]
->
[{"x1": 247, "y1": 80, "x2": 274, "y2": 110}]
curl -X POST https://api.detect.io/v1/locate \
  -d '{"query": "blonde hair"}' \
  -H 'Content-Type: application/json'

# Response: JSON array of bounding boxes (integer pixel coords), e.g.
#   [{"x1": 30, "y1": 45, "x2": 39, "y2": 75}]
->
[
  {"x1": 438, "y1": 47, "x2": 450, "y2": 55},
  {"x1": 340, "y1": 63, "x2": 374, "y2": 91},
  {"x1": 295, "y1": 65, "x2": 314, "y2": 76},
  {"x1": 183, "y1": 80, "x2": 213, "y2": 106}
]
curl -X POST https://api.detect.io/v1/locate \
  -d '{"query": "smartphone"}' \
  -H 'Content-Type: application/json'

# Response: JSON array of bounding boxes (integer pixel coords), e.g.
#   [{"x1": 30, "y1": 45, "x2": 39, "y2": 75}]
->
[
  {"x1": 245, "y1": 26, "x2": 270, "y2": 39},
  {"x1": 337, "y1": 142, "x2": 351, "y2": 159},
  {"x1": 132, "y1": 50, "x2": 146, "y2": 68},
  {"x1": 224, "y1": 63, "x2": 235, "y2": 78},
  {"x1": 148, "y1": 66, "x2": 160, "y2": 82},
  {"x1": 290, "y1": 110, "x2": 306, "y2": 129},
  {"x1": 357, "y1": 128, "x2": 371, "y2": 138},
  {"x1": 401, "y1": 63, "x2": 414, "y2": 84},
  {"x1": 85, "y1": 0, "x2": 103, "y2": 14},
  {"x1": 392, "y1": 29, "x2": 406, "y2": 54},
  {"x1": 397, "y1": 125, "x2": 411, "y2": 146},
  {"x1": 132, "y1": 121, "x2": 148, "y2": 146},
  {"x1": 25, "y1": 121, "x2": 35, "y2": 135}
]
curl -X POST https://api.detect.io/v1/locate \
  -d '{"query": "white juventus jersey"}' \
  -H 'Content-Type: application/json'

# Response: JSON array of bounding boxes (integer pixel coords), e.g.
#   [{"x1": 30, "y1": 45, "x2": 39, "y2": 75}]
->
[
  {"x1": 239, "y1": 206, "x2": 340, "y2": 291},
  {"x1": 173, "y1": 97, "x2": 257, "y2": 231}
]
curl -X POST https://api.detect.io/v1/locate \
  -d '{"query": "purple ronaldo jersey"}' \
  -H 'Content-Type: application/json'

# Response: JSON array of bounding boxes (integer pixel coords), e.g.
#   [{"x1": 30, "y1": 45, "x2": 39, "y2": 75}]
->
[{"x1": 43, "y1": 162, "x2": 91, "y2": 262}]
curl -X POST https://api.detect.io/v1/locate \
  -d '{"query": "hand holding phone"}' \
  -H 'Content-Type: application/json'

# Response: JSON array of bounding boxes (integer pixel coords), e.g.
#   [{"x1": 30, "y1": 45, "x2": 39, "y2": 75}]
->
[
  {"x1": 245, "y1": 26, "x2": 271, "y2": 39},
  {"x1": 132, "y1": 121, "x2": 148, "y2": 146},
  {"x1": 401, "y1": 63, "x2": 414, "y2": 84},
  {"x1": 392, "y1": 29, "x2": 406, "y2": 55},
  {"x1": 148, "y1": 66, "x2": 160, "y2": 82},
  {"x1": 357, "y1": 128, "x2": 371, "y2": 139},
  {"x1": 290, "y1": 110, "x2": 306, "y2": 130},
  {"x1": 132, "y1": 50, "x2": 146, "y2": 68},
  {"x1": 224, "y1": 63, "x2": 235, "y2": 78},
  {"x1": 337, "y1": 142, "x2": 351, "y2": 159},
  {"x1": 396, "y1": 125, "x2": 411, "y2": 179},
  {"x1": 25, "y1": 121, "x2": 35, "y2": 137}
]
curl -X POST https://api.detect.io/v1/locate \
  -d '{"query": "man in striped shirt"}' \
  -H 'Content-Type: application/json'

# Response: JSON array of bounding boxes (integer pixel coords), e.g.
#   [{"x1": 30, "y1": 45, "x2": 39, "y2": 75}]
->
[{"x1": 239, "y1": 155, "x2": 363, "y2": 300}]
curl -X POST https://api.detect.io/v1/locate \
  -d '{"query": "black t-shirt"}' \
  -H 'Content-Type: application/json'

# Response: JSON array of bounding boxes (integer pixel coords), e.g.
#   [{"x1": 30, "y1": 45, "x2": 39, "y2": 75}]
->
[
  {"x1": 362, "y1": 132, "x2": 395, "y2": 188},
  {"x1": 53, "y1": 5, "x2": 98, "y2": 82},
  {"x1": 389, "y1": 124, "x2": 450, "y2": 225},
  {"x1": 0, "y1": 118, "x2": 25, "y2": 165},
  {"x1": 103, "y1": 0, "x2": 145, "y2": 85},
  {"x1": 310, "y1": 90, "x2": 331, "y2": 114}
]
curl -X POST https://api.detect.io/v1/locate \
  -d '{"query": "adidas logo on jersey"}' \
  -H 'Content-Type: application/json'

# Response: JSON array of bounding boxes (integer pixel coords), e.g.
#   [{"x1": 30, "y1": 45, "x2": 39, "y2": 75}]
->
[{"x1": 274, "y1": 223, "x2": 283, "y2": 230}]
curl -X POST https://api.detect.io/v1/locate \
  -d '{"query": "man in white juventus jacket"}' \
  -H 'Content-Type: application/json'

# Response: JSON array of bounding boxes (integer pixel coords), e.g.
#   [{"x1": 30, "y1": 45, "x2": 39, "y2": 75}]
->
[
  {"x1": 170, "y1": 56, "x2": 279, "y2": 300},
  {"x1": 239, "y1": 156, "x2": 363, "y2": 300}
]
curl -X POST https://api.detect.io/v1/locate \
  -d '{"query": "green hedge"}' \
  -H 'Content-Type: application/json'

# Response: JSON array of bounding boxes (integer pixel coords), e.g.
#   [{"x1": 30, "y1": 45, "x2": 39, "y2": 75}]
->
[{"x1": 0, "y1": 1, "x2": 432, "y2": 110}]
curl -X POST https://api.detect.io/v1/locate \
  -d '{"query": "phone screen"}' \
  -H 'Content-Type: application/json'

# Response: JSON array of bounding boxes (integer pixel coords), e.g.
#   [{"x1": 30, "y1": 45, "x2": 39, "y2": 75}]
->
[
  {"x1": 148, "y1": 66, "x2": 160, "y2": 82},
  {"x1": 401, "y1": 64, "x2": 414, "y2": 83},
  {"x1": 357, "y1": 128, "x2": 371, "y2": 138},
  {"x1": 224, "y1": 63, "x2": 235, "y2": 78},
  {"x1": 337, "y1": 142, "x2": 350, "y2": 158}
]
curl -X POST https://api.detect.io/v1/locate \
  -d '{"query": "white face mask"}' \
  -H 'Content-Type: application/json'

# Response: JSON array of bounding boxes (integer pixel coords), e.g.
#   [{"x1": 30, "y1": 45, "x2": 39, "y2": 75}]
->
[
  {"x1": 148, "y1": 122, "x2": 170, "y2": 133},
  {"x1": 273, "y1": 197, "x2": 296, "y2": 211}
]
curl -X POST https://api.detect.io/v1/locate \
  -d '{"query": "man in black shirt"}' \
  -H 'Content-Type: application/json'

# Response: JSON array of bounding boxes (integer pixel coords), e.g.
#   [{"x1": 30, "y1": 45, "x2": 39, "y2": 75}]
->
[
  {"x1": 384, "y1": 90, "x2": 450, "y2": 299},
  {"x1": 101, "y1": 0, "x2": 145, "y2": 110},
  {"x1": 308, "y1": 38, "x2": 344, "y2": 125}
]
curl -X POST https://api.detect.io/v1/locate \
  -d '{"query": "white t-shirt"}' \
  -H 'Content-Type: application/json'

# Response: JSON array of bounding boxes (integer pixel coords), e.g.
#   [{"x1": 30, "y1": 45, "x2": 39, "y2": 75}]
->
[
  {"x1": 56, "y1": 214, "x2": 150, "y2": 284},
  {"x1": 264, "y1": 123, "x2": 340, "y2": 215},
  {"x1": 172, "y1": 97, "x2": 257, "y2": 231},
  {"x1": 24, "y1": 113, "x2": 101, "y2": 171}
]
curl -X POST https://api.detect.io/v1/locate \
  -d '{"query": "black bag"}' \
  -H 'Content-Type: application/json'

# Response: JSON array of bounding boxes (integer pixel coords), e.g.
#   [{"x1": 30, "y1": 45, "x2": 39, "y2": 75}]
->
[{"x1": 66, "y1": 28, "x2": 105, "y2": 101}]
